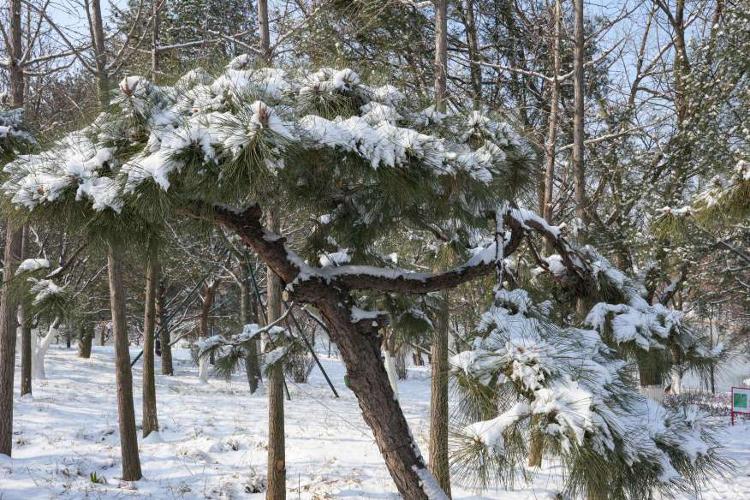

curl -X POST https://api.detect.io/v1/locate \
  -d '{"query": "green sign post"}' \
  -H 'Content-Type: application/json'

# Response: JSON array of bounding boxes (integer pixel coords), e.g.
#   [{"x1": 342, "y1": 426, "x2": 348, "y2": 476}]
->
[{"x1": 731, "y1": 387, "x2": 750, "y2": 425}]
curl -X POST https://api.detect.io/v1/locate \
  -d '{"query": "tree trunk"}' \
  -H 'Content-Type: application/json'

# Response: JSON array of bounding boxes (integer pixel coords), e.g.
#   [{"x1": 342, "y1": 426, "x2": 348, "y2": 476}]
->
[
  {"x1": 395, "y1": 348, "x2": 407, "y2": 380},
  {"x1": 107, "y1": 242, "x2": 142, "y2": 481},
  {"x1": 459, "y1": 0, "x2": 481, "y2": 109},
  {"x1": 383, "y1": 333, "x2": 400, "y2": 401},
  {"x1": 90, "y1": 0, "x2": 111, "y2": 108},
  {"x1": 528, "y1": 414, "x2": 544, "y2": 467},
  {"x1": 429, "y1": 291, "x2": 451, "y2": 497},
  {"x1": 208, "y1": 205, "x2": 448, "y2": 498},
  {"x1": 434, "y1": 0, "x2": 448, "y2": 113},
  {"x1": 429, "y1": 6, "x2": 451, "y2": 492},
  {"x1": 33, "y1": 319, "x2": 58, "y2": 380},
  {"x1": 0, "y1": 218, "x2": 23, "y2": 455},
  {"x1": 266, "y1": 213, "x2": 286, "y2": 500},
  {"x1": 19, "y1": 227, "x2": 32, "y2": 397},
  {"x1": 7, "y1": 0, "x2": 24, "y2": 107},
  {"x1": 317, "y1": 295, "x2": 436, "y2": 499},
  {"x1": 78, "y1": 325, "x2": 93, "y2": 358},
  {"x1": 241, "y1": 275, "x2": 260, "y2": 393},
  {"x1": 150, "y1": 0, "x2": 160, "y2": 82},
  {"x1": 142, "y1": 255, "x2": 159, "y2": 437},
  {"x1": 572, "y1": 0, "x2": 586, "y2": 224},
  {"x1": 258, "y1": 0, "x2": 271, "y2": 64},
  {"x1": 543, "y1": 0, "x2": 562, "y2": 229},
  {"x1": 198, "y1": 281, "x2": 216, "y2": 383},
  {"x1": 157, "y1": 280, "x2": 173, "y2": 375}
]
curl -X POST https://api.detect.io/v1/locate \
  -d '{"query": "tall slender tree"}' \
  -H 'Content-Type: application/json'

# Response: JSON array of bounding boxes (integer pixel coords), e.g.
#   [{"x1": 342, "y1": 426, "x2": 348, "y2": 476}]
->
[
  {"x1": 428, "y1": 1, "x2": 451, "y2": 495},
  {"x1": 0, "y1": 0, "x2": 25, "y2": 457}
]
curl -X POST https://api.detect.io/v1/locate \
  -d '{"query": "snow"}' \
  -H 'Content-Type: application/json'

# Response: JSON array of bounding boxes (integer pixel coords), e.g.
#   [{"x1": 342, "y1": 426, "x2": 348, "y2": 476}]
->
[
  {"x1": 4, "y1": 64, "x2": 526, "y2": 217},
  {"x1": 1, "y1": 345, "x2": 747, "y2": 499},
  {"x1": 15, "y1": 259, "x2": 50, "y2": 275}
]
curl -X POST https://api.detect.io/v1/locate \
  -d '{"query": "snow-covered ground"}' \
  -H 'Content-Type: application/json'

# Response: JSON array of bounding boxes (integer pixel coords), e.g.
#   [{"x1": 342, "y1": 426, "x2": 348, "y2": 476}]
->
[{"x1": 1, "y1": 345, "x2": 749, "y2": 499}]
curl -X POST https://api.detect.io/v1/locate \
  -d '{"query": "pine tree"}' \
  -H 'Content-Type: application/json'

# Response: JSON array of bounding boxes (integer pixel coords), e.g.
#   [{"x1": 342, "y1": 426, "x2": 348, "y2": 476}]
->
[{"x1": 0, "y1": 56, "x2": 727, "y2": 498}]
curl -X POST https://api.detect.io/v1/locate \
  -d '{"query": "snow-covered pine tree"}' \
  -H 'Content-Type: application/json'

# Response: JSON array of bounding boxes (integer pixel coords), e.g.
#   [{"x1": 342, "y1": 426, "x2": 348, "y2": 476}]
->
[
  {"x1": 451, "y1": 286, "x2": 726, "y2": 499},
  {"x1": 0, "y1": 56, "x2": 725, "y2": 497}
]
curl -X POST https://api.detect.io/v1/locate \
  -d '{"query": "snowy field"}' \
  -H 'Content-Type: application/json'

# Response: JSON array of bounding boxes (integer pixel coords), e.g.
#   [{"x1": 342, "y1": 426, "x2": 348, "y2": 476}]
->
[{"x1": 1, "y1": 345, "x2": 749, "y2": 499}]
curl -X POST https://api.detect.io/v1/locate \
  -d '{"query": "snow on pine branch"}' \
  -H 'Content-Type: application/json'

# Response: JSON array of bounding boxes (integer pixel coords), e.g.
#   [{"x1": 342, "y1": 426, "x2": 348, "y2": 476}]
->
[
  {"x1": 451, "y1": 288, "x2": 724, "y2": 497},
  {"x1": 2, "y1": 56, "x2": 530, "y2": 223}
]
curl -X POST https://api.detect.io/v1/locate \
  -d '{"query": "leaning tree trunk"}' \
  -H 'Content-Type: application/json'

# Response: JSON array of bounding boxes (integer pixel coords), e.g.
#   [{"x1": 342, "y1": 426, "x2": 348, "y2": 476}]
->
[
  {"x1": 156, "y1": 280, "x2": 173, "y2": 375},
  {"x1": 266, "y1": 213, "x2": 286, "y2": 500},
  {"x1": 78, "y1": 325, "x2": 93, "y2": 358},
  {"x1": 142, "y1": 255, "x2": 159, "y2": 437},
  {"x1": 317, "y1": 295, "x2": 434, "y2": 499},
  {"x1": 107, "y1": 242, "x2": 142, "y2": 481},
  {"x1": 208, "y1": 204, "x2": 447, "y2": 499}
]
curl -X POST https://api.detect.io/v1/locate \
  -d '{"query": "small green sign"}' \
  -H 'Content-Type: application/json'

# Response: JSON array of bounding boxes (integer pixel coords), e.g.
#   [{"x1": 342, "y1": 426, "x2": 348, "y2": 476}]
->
[{"x1": 734, "y1": 393, "x2": 748, "y2": 409}]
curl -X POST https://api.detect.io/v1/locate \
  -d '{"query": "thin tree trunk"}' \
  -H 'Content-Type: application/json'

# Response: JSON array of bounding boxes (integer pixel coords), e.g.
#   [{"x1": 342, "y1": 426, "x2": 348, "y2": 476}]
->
[
  {"x1": 572, "y1": 0, "x2": 586, "y2": 224},
  {"x1": 429, "y1": 291, "x2": 451, "y2": 496},
  {"x1": 142, "y1": 254, "x2": 159, "y2": 437},
  {"x1": 266, "y1": 213, "x2": 286, "y2": 500},
  {"x1": 198, "y1": 281, "x2": 216, "y2": 383},
  {"x1": 434, "y1": 0, "x2": 448, "y2": 113},
  {"x1": 241, "y1": 273, "x2": 260, "y2": 393},
  {"x1": 543, "y1": 0, "x2": 562, "y2": 228},
  {"x1": 20, "y1": 227, "x2": 32, "y2": 396},
  {"x1": 383, "y1": 331, "x2": 400, "y2": 400},
  {"x1": 1, "y1": 1, "x2": 25, "y2": 453},
  {"x1": 32, "y1": 319, "x2": 59, "y2": 380},
  {"x1": 459, "y1": 0, "x2": 481, "y2": 109},
  {"x1": 157, "y1": 280, "x2": 173, "y2": 375},
  {"x1": 150, "y1": 0, "x2": 160, "y2": 82},
  {"x1": 78, "y1": 325, "x2": 93, "y2": 358},
  {"x1": 90, "y1": 0, "x2": 111, "y2": 108},
  {"x1": 258, "y1": 0, "x2": 271, "y2": 65},
  {"x1": 107, "y1": 242, "x2": 142, "y2": 481},
  {"x1": 429, "y1": 3, "x2": 451, "y2": 495}
]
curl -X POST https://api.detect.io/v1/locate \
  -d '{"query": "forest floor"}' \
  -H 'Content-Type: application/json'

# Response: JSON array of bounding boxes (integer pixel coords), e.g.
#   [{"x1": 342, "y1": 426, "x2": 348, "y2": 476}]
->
[{"x1": 1, "y1": 345, "x2": 749, "y2": 499}]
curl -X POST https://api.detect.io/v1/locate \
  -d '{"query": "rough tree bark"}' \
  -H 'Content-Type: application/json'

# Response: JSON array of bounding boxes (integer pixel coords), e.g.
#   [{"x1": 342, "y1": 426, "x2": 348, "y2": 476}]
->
[
  {"x1": 157, "y1": 280, "x2": 173, "y2": 375},
  {"x1": 0, "y1": 221, "x2": 23, "y2": 456},
  {"x1": 142, "y1": 254, "x2": 160, "y2": 437},
  {"x1": 107, "y1": 242, "x2": 142, "y2": 481},
  {"x1": 0, "y1": 0, "x2": 25, "y2": 457},
  {"x1": 266, "y1": 212, "x2": 286, "y2": 500},
  {"x1": 78, "y1": 325, "x2": 93, "y2": 358}
]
